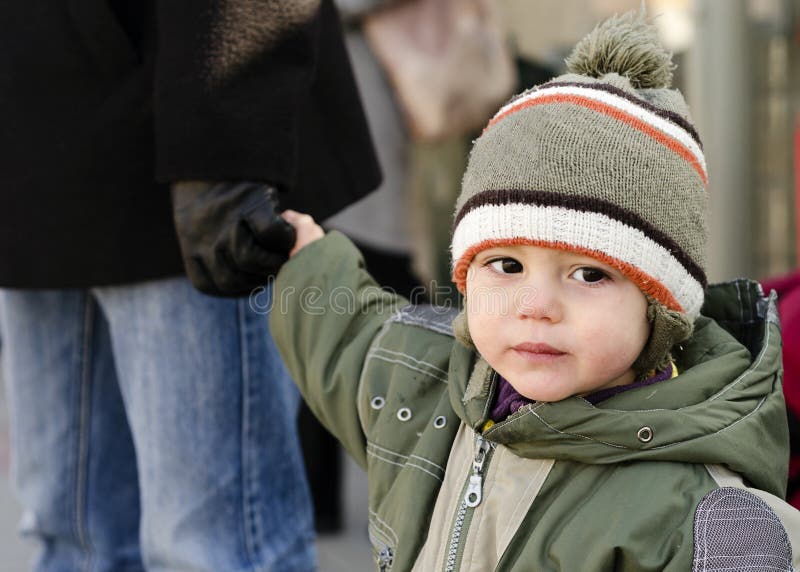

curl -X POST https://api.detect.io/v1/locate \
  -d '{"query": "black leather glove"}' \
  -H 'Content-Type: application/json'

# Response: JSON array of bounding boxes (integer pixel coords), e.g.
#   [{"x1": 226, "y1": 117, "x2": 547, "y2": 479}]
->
[{"x1": 171, "y1": 181, "x2": 297, "y2": 296}]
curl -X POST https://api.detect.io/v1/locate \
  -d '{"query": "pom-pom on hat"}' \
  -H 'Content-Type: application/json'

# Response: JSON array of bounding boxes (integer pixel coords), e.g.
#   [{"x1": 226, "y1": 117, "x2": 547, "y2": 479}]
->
[{"x1": 451, "y1": 12, "x2": 708, "y2": 324}]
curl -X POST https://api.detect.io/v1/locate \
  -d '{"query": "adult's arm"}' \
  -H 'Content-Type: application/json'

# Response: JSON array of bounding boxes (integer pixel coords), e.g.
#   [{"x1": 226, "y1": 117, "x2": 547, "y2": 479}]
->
[
  {"x1": 156, "y1": 1, "x2": 381, "y2": 295},
  {"x1": 154, "y1": 0, "x2": 321, "y2": 186}
]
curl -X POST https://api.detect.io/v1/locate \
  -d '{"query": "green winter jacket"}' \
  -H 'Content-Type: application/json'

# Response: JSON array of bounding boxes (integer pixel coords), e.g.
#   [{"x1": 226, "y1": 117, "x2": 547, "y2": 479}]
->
[{"x1": 271, "y1": 232, "x2": 800, "y2": 571}]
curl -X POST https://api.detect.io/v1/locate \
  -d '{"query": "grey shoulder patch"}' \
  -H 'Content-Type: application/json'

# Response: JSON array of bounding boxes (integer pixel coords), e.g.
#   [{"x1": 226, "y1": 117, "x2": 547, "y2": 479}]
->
[
  {"x1": 693, "y1": 487, "x2": 792, "y2": 572},
  {"x1": 389, "y1": 305, "x2": 459, "y2": 337}
]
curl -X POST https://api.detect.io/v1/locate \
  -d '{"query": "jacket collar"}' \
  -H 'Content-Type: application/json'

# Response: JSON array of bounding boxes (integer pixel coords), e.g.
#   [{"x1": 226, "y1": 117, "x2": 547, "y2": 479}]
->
[{"x1": 448, "y1": 279, "x2": 788, "y2": 497}]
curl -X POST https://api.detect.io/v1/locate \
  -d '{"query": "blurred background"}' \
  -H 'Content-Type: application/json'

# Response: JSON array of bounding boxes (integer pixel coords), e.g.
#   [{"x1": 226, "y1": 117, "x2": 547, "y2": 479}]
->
[
  {"x1": 3, "y1": 0, "x2": 800, "y2": 569},
  {"x1": 327, "y1": 0, "x2": 800, "y2": 300}
]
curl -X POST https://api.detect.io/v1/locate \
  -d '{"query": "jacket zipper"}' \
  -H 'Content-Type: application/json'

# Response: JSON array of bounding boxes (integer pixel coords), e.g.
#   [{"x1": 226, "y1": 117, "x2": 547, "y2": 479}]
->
[
  {"x1": 369, "y1": 527, "x2": 394, "y2": 571},
  {"x1": 444, "y1": 433, "x2": 494, "y2": 572},
  {"x1": 377, "y1": 546, "x2": 394, "y2": 571}
]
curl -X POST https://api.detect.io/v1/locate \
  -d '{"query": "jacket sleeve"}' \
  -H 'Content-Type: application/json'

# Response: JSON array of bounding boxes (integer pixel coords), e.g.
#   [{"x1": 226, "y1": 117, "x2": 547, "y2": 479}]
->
[
  {"x1": 269, "y1": 232, "x2": 408, "y2": 467},
  {"x1": 153, "y1": 0, "x2": 321, "y2": 186}
]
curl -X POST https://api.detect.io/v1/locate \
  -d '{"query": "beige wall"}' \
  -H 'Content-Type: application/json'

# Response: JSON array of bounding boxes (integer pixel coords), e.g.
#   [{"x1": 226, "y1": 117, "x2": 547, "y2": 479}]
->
[
  {"x1": 500, "y1": 0, "x2": 695, "y2": 64},
  {"x1": 500, "y1": 0, "x2": 645, "y2": 63},
  {"x1": 498, "y1": 0, "x2": 797, "y2": 279}
]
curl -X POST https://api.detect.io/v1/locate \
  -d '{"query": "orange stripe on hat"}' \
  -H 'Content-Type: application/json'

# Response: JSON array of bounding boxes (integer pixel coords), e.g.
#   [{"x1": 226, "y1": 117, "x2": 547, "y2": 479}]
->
[
  {"x1": 484, "y1": 93, "x2": 708, "y2": 188},
  {"x1": 451, "y1": 238, "x2": 684, "y2": 313}
]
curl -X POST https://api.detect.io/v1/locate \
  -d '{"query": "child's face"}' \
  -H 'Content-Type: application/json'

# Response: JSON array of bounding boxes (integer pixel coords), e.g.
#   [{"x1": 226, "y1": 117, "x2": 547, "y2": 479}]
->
[{"x1": 466, "y1": 244, "x2": 650, "y2": 402}]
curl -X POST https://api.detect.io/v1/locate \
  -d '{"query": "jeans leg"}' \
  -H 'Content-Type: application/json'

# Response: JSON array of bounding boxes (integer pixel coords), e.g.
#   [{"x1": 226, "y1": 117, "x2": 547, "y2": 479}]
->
[
  {"x1": 0, "y1": 289, "x2": 142, "y2": 572},
  {"x1": 95, "y1": 277, "x2": 316, "y2": 572}
]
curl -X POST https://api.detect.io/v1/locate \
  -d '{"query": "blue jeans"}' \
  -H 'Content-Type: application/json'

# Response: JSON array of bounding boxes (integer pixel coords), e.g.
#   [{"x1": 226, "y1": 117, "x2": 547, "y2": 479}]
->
[{"x1": 0, "y1": 278, "x2": 316, "y2": 571}]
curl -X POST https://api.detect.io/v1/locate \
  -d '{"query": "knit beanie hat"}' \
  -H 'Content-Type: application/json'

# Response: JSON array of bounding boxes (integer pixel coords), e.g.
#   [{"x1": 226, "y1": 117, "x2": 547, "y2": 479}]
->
[{"x1": 450, "y1": 13, "x2": 707, "y2": 374}]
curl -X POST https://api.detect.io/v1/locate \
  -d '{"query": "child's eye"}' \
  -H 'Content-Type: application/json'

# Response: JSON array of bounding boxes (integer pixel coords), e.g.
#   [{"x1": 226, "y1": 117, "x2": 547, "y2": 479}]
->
[
  {"x1": 487, "y1": 257, "x2": 523, "y2": 274},
  {"x1": 570, "y1": 267, "x2": 609, "y2": 284}
]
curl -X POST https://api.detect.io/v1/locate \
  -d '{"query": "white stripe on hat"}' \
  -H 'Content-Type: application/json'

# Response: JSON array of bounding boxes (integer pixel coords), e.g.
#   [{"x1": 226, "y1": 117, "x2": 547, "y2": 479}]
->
[
  {"x1": 451, "y1": 202, "x2": 705, "y2": 319},
  {"x1": 492, "y1": 84, "x2": 707, "y2": 180}
]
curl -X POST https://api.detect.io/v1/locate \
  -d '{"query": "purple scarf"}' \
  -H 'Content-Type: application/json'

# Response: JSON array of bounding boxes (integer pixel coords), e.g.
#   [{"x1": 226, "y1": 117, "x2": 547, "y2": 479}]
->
[{"x1": 490, "y1": 365, "x2": 675, "y2": 422}]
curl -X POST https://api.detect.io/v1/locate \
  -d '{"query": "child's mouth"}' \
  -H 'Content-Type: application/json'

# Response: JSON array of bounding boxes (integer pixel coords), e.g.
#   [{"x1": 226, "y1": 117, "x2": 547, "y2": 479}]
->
[{"x1": 512, "y1": 342, "x2": 566, "y2": 363}]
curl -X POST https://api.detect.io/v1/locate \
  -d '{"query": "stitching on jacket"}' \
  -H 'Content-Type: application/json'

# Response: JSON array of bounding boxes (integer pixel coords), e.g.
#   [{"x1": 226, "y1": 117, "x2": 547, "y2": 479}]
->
[
  {"x1": 370, "y1": 509, "x2": 399, "y2": 540},
  {"x1": 644, "y1": 394, "x2": 770, "y2": 450},
  {"x1": 368, "y1": 441, "x2": 408, "y2": 461},
  {"x1": 367, "y1": 352, "x2": 445, "y2": 382},
  {"x1": 368, "y1": 346, "x2": 449, "y2": 379},
  {"x1": 369, "y1": 509, "x2": 400, "y2": 544},
  {"x1": 357, "y1": 322, "x2": 393, "y2": 436},
  {"x1": 519, "y1": 393, "x2": 770, "y2": 451},
  {"x1": 368, "y1": 441, "x2": 446, "y2": 474},
  {"x1": 708, "y1": 323, "x2": 771, "y2": 401},
  {"x1": 368, "y1": 451, "x2": 444, "y2": 482},
  {"x1": 366, "y1": 353, "x2": 449, "y2": 384},
  {"x1": 409, "y1": 454, "x2": 446, "y2": 473},
  {"x1": 648, "y1": 392, "x2": 768, "y2": 450},
  {"x1": 686, "y1": 340, "x2": 742, "y2": 371},
  {"x1": 367, "y1": 449, "x2": 444, "y2": 481},
  {"x1": 368, "y1": 524, "x2": 395, "y2": 553},
  {"x1": 473, "y1": 370, "x2": 497, "y2": 423},
  {"x1": 368, "y1": 525, "x2": 395, "y2": 554},
  {"x1": 522, "y1": 409, "x2": 628, "y2": 449},
  {"x1": 370, "y1": 512, "x2": 399, "y2": 544},
  {"x1": 369, "y1": 519, "x2": 397, "y2": 549},
  {"x1": 393, "y1": 314, "x2": 452, "y2": 335},
  {"x1": 368, "y1": 442, "x2": 446, "y2": 474},
  {"x1": 389, "y1": 305, "x2": 457, "y2": 336},
  {"x1": 371, "y1": 346, "x2": 449, "y2": 376}
]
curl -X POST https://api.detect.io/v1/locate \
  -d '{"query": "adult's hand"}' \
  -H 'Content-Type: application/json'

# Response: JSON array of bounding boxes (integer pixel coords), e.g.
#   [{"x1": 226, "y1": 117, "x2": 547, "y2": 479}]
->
[{"x1": 171, "y1": 181, "x2": 297, "y2": 296}]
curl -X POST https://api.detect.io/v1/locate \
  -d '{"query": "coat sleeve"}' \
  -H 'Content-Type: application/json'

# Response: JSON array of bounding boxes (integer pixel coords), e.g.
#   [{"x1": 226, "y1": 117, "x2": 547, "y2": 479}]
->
[
  {"x1": 153, "y1": 0, "x2": 321, "y2": 186},
  {"x1": 269, "y1": 232, "x2": 408, "y2": 467},
  {"x1": 154, "y1": 0, "x2": 382, "y2": 219}
]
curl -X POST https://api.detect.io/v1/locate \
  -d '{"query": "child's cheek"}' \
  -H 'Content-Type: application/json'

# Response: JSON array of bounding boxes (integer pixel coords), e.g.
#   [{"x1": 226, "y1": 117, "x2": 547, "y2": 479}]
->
[
  {"x1": 574, "y1": 317, "x2": 637, "y2": 366},
  {"x1": 468, "y1": 283, "x2": 512, "y2": 319}
]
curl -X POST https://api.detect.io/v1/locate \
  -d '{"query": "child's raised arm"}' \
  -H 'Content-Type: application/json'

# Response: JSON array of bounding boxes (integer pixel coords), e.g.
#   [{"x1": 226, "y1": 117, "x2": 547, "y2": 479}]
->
[
  {"x1": 270, "y1": 214, "x2": 408, "y2": 467},
  {"x1": 281, "y1": 210, "x2": 325, "y2": 257}
]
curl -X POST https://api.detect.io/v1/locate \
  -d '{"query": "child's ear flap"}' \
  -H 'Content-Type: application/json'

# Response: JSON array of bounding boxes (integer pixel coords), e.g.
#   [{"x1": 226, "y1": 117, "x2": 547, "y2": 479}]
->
[
  {"x1": 453, "y1": 307, "x2": 476, "y2": 349},
  {"x1": 633, "y1": 298, "x2": 694, "y2": 377}
]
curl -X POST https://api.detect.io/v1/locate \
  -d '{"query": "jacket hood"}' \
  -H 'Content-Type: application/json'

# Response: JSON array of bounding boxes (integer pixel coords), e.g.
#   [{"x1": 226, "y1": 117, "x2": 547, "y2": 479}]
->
[{"x1": 449, "y1": 279, "x2": 788, "y2": 497}]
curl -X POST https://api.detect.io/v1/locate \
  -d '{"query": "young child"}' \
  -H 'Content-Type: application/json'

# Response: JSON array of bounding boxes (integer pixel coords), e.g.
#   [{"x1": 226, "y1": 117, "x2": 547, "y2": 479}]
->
[{"x1": 273, "y1": 13, "x2": 800, "y2": 571}]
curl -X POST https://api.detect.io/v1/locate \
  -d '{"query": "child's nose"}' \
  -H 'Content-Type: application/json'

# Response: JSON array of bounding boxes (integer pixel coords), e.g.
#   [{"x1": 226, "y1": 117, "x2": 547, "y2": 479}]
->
[{"x1": 514, "y1": 282, "x2": 562, "y2": 322}]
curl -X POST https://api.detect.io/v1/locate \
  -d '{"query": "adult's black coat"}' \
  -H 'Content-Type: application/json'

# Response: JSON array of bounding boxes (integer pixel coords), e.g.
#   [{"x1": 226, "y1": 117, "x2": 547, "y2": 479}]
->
[{"x1": 0, "y1": 0, "x2": 381, "y2": 287}]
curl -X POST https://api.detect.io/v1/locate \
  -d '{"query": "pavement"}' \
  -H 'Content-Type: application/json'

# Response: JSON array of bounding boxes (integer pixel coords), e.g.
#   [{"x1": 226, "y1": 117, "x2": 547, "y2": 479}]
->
[{"x1": 0, "y1": 376, "x2": 374, "y2": 572}]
